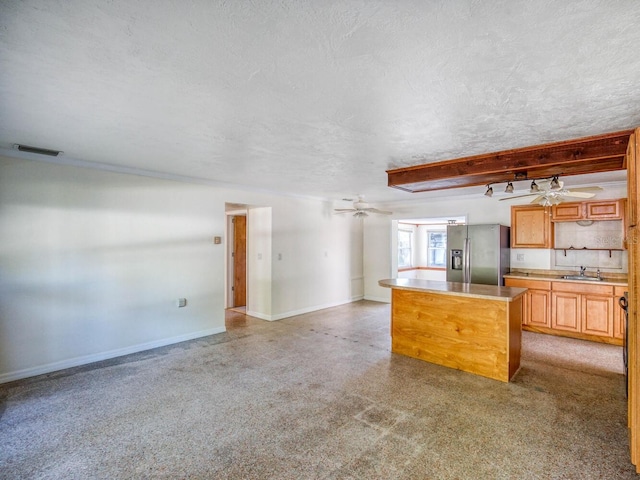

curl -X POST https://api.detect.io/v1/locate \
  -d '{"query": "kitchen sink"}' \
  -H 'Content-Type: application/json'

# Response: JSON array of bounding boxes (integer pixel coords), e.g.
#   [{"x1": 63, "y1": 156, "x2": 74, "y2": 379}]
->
[{"x1": 560, "y1": 275, "x2": 603, "y2": 281}]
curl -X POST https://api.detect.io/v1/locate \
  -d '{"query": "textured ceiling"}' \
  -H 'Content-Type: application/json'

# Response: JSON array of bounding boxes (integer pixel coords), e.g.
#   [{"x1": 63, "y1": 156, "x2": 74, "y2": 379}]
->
[{"x1": 1, "y1": 1, "x2": 639, "y2": 203}]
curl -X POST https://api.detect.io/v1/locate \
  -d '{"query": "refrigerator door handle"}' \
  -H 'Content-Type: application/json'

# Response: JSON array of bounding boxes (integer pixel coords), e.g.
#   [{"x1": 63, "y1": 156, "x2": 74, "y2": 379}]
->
[{"x1": 464, "y1": 238, "x2": 471, "y2": 283}]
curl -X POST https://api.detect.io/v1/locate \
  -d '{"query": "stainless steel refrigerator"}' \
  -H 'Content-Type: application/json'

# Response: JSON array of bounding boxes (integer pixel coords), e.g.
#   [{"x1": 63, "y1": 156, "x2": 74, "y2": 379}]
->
[{"x1": 446, "y1": 224, "x2": 510, "y2": 286}]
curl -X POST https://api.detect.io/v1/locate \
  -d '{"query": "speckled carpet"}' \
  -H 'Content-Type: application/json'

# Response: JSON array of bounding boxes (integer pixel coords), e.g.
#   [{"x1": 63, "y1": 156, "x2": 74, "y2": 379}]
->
[{"x1": 0, "y1": 300, "x2": 636, "y2": 479}]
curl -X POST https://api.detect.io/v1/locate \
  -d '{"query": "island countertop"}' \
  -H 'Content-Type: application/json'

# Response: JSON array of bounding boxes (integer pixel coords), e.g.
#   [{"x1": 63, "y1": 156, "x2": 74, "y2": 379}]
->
[{"x1": 379, "y1": 278, "x2": 527, "y2": 301}]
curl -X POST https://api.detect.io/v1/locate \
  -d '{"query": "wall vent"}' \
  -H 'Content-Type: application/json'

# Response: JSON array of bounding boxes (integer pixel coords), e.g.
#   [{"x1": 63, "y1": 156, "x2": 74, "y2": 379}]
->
[{"x1": 14, "y1": 144, "x2": 62, "y2": 156}]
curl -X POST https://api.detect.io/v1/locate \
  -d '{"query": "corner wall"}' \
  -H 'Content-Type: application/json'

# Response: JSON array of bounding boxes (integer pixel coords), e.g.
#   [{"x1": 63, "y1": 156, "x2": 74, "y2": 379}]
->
[{"x1": 0, "y1": 156, "x2": 363, "y2": 382}]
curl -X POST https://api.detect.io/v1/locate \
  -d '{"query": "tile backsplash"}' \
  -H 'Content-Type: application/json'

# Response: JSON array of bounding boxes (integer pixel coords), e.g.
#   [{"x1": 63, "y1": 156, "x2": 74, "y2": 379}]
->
[{"x1": 552, "y1": 220, "x2": 626, "y2": 272}]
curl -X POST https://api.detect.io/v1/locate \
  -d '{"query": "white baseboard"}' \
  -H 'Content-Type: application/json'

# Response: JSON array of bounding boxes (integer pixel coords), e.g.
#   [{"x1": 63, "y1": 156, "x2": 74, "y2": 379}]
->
[
  {"x1": 248, "y1": 298, "x2": 360, "y2": 322},
  {"x1": 364, "y1": 295, "x2": 391, "y2": 303},
  {"x1": 245, "y1": 310, "x2": 272, "y2": 321},
  {"x1": 0, "y1": 326, "x2": 226, "y2": 384}
]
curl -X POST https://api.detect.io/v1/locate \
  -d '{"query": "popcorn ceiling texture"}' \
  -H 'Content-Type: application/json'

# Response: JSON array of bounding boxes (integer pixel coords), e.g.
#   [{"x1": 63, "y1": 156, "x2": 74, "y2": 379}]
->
[{"x1": 1, "y1": 0, "x2": 639, "y2": 201}]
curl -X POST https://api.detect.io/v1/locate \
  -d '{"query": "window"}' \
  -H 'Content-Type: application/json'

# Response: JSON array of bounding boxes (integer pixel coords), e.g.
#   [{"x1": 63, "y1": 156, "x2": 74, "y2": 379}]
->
[
  {"x1": 398, "y1": 230, "x2": 413, "y2": 268},
  {"x1": 427, "y1": 230, "x2": 447, "y2": 268}
]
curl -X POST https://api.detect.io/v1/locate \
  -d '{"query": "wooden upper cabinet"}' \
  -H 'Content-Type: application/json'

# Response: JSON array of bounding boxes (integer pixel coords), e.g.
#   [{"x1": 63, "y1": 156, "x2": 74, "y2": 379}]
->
[
  {"x1": 586, "y1": 200, "x2": 625, "y2": 220},
  {"x1": 511, "y1": 205, "x2": 553, "y2": 248},
  {"x1": 552, "y1": 203, "x2": 583, "y2": 221},
  {"x1": 551, "y1": 199, "x2": 625, "y2": 222}
]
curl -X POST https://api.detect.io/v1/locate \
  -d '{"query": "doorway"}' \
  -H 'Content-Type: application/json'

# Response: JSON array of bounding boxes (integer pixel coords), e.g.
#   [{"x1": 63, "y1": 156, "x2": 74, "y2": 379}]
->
[
  {"x1": 226, "y1": 204, "x2": 248, "y2": 310},
  {"x1": 393, "y1": 215, "x2": 466, "y2": 281},
  {"x1": 232, "y1": 215, "x2": 247, "y2": 308}
]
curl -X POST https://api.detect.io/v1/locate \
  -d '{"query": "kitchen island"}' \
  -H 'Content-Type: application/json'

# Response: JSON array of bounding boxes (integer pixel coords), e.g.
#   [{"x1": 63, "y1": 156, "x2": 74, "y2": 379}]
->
[{"x1": 379, "y1": 278, "x2": 527, "y2": 382}]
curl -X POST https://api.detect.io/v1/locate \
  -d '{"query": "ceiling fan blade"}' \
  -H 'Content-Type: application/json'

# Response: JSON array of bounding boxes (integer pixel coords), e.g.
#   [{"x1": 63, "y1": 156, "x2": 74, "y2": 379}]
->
[
  {"x1": 566, "y1": 186, "x2": 603, "y2": 192},
  {"x1": 530, "y1": 195, "x2": 545, "y2": 204},
  {"x1": 334, "y1": 209, "x2": 355, "y2": 213},
  {"x1": 359, "y1": 207, "x2": 393, "y2": 215},
  {"x1": 363, "y1": 208, "x2": 392, "y2": 215},
  {"x1": 563, "y1": 191, "x2": 596, "y2": 198},
  {"x1": 498, "y1": 194, "x2": 537, "y2": 201}
]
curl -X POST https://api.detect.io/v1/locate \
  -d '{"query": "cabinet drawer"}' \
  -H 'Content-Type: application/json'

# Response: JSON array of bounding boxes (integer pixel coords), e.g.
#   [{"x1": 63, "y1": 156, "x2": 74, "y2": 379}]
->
[
  {"x1": 551, "y1": 282, "x2": 613, "y2": 296},
  {"x1": 505, "y1": 278, "x2": 551, "y2": 290},
  {"x1": 614, "y1": 285, "x2": 628, "y2": 297}
]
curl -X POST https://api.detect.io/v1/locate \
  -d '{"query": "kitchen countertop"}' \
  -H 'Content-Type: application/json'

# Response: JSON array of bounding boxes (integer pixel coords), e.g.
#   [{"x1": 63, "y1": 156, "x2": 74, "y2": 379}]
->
[
  {"x1": 379, "y1": 278, "x2": 526, "y2": 301},
  {"x1": 504, "y1": 272, "x2": 628, "y2": 286}
]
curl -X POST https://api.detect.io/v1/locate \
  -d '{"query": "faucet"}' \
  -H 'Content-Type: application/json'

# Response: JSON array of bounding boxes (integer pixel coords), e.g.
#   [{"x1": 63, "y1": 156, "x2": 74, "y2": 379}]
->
[{"x1": 579, "y1": 266, "x2": 586, "y2": 276}]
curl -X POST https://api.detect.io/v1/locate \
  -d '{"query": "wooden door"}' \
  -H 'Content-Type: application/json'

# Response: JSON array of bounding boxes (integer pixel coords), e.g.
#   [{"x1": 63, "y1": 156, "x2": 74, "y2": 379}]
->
[
  {"x1": 233, "y1": 215, "x2": 247, "y2": 307},
  {"x1": 627, "y1": 128, "x2": 640, "y2": 471}
]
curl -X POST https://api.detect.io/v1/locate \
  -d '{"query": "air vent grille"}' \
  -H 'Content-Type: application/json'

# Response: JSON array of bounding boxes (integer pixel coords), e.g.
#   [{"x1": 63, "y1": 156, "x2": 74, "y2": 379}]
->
[{"x1": 14, "y1": 144, "x2": 62, "y2": 156}]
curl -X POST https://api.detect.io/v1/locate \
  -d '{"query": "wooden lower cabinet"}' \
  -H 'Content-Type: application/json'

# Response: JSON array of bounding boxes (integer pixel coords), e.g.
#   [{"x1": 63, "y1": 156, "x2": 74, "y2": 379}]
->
[
  {"x1": 582, "y1": 294, "x2": 614, "y2": 337},
  {"x1": 528, "y1": 289, "x2": 551, "y2": 328},
  {"x1": 552, "y1": 291, "x2": 581, "y2": 332},
  {"x1": 505, "y1": 277, "x2": 625, "y2": 345},
  {"x1": 504, "y1": 278, "x2": 551, "y2": 328}
]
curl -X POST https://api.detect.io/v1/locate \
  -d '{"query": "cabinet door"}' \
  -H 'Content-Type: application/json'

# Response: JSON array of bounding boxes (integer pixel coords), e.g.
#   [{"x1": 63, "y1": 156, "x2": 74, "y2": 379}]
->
[
  {"x1": 511, "y1": 206, "x2": 552, "y2": 248},
  {"x1": 529, "y1": 290, "x2": 551, "y2": 327},
  {"x1": 552, "y1": 202, "x2": 583, "y2": 221},
  {"x1": 581, "y1": 295, "x2": 614, "y2": 337},
  {"x1": 586, "y1": 200, "x2": 623, "y2": 220},
  {"x1": 551, "y1": 292, "x2": 580, "y2": 332}
]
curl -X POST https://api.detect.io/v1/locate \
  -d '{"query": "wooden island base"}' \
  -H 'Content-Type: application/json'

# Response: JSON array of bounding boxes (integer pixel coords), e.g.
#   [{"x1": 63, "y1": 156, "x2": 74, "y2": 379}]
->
[{"x1": 380, "y1": 279, "x2": 526, "y2": 383}]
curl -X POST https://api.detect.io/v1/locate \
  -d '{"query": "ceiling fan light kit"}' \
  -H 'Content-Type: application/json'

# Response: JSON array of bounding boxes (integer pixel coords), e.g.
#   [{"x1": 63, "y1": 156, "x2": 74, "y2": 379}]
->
[{"x1": 333, "y1": 196, "x2": 392, "y2": 218}]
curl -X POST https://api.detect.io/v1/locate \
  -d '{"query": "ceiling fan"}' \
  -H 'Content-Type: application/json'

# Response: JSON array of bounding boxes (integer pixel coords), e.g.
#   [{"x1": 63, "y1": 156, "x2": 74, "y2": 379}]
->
[
  {"x1": 498, "y1": 176, "x2": 603, "y2": 206},
  {"x1": 334, "y1": 196, "x2": 392, "y2": 217}
]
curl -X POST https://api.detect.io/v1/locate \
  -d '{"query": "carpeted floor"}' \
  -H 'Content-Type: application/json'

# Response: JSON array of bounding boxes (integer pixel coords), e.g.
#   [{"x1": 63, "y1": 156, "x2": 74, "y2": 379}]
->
[{"x1": 0, "y1": 300, "x2": 636, "y2": 479}]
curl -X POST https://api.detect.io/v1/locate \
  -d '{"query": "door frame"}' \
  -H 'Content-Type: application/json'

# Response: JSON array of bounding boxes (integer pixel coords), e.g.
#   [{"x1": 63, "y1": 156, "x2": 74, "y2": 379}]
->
[{"x1": 225, "y1": 208, "x2": 248, "y2": 308}]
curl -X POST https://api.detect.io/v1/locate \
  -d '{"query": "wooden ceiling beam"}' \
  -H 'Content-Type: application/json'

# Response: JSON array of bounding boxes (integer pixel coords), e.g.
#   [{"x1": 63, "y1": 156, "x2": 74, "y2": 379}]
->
[{"x1": 387, "y1": 129, "x2": 633, "y2": 193}]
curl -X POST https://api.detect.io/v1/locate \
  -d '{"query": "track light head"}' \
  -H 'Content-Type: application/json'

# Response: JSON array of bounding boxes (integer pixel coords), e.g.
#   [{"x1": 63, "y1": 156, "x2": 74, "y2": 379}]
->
[
  {"x1": 550, "y1": 176, "x2": 561, "y2": 190},
  {"x1": 484, "y1": 185, "x2": 493, "y2": 197},
  {"x1": 505, "y1": 182, "x2": 514, "y2": 193},
  {"x1": 530, "y1": 180, "x2": 539, "y2": 193}
]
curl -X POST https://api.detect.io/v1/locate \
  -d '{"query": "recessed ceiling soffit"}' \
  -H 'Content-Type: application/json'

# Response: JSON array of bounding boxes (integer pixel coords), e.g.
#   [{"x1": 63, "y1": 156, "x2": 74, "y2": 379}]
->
[{"x1": 386, "y1": 130, "x2": 634, "y2": 193}]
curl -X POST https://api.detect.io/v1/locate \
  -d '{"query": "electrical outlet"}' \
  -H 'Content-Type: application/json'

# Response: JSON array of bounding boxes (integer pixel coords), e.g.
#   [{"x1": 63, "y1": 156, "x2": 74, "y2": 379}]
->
[{"x1": 516, "y1": 254, "x2": 525, "y2": 262}]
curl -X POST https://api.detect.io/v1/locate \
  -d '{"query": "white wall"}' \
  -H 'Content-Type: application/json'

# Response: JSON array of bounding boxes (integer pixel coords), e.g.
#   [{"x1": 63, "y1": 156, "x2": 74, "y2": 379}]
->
[{"x1": 0, "y1": 156, "x2": 362, "y2": 382}]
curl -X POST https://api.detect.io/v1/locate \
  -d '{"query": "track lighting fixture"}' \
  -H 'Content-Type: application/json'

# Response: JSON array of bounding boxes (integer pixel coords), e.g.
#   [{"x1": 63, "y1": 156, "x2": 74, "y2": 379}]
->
[
  {"x1": 550, "y1": 176, "x2": 561, "y2": 190},
  {"x1": 484, "y1": 185, "x2": 493, "y2": 197},
  {"x1": 505, "y1": 182, "x2": 514, "y2": 193},
  {"x1": 530, "y1": 180, "x2": 539, "y2": 192}
]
